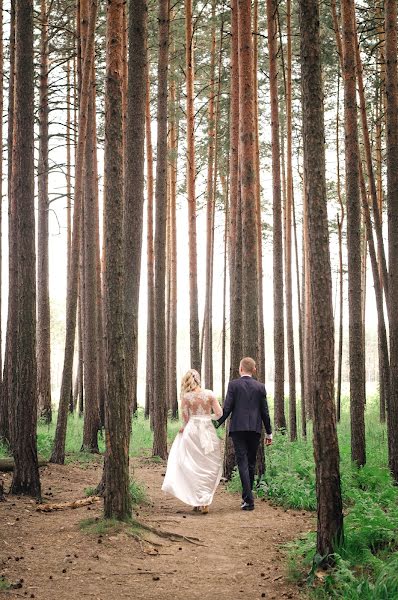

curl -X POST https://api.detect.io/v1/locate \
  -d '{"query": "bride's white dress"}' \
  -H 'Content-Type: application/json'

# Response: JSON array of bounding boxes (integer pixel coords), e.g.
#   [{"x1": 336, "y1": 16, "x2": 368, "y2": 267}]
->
[{"x1": 161, "y1": 389, "x2": 223, "y2": 507}]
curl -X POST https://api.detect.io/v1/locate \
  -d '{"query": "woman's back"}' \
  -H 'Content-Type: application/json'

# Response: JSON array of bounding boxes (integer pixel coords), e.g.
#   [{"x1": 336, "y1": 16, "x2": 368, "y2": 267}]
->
[{"x1": 182, "y1": 389, "x2": 219, "y2": 419}]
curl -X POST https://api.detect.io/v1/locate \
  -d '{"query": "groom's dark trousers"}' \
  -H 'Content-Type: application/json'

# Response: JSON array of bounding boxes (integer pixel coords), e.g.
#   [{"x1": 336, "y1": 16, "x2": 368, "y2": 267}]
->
[{"x1": 217, "y1": 376, "x2": 272, "y2": 506}]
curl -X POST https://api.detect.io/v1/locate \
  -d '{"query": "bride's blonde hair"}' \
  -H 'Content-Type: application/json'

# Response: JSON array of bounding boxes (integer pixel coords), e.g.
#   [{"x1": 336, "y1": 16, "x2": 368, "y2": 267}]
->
[{"x1": 180, "y1": 369, "x2": 201, "y2": 398}]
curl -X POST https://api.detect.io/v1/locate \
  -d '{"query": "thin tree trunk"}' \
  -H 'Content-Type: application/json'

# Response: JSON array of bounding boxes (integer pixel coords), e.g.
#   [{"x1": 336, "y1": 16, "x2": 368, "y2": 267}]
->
[
  {"x1": 299, "y1": 0, "x2": 344, "y2": 560},
  {"x1": 341, "y1": 0, "x2": 366, "y2": 467},
  {"x1": 0, "y1": 0, "x2": 5, "y2": 442},
  {"x1": 145, "y1": 64, "x2": 155, "y2": 424},
  {"x1": 152, "y1": 0, "x2": 169, "y2": 459},
  {"x1": 81, "y1": 75, "x2": 99, "y2": 452},
  {"x1": 37, "y1": 0, "x2": 52, "y2": 424},
  {"x1": 224, "y1": 0, "x2": 241, "y2": 480},
  {"x1": 185, "y1": 0, "x2": 200, "y2": 373},
  {"x1": 336, "y1": 73, "x2": 344, "y2": 423},
  {"x1": 285, "y1": 0, "x2": 296, "y2": 441},
  {"x1": 385, "y1": 0, "x2": 398, "y2": 483},
  {"x1": 167, "y1": 54, "x2": 178, "y2": 419},
  {"x1": 50, "y1": 0, "x2": 98, "y2": 464},
  {"x1": 203, "y1": 0, "x2": 216, "y2": 389},
  {"x1": 253, "y1": 0, "x2": 265, "y2": 382},
  {"x1": 10, "y1": 0, "x2": 41, "y2": 498},
  {"x1": 267, "y1": 0, "x2": 285, "y2": 430},
  {"x1": 123, "y1": 0, "x2": 147, "y2": 419}
]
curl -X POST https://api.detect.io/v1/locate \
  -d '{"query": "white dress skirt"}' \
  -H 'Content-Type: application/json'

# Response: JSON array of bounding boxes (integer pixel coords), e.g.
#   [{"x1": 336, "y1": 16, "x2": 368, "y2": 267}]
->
[{"x1": 162, "y1": 415, "x2": 222, "y2": 507}]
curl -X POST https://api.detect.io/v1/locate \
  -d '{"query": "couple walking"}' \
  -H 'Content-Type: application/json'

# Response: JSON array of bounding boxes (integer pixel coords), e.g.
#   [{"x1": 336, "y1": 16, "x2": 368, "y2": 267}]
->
[{"x1": 162, "y1": 357, "x2": 273, "y2": 513}]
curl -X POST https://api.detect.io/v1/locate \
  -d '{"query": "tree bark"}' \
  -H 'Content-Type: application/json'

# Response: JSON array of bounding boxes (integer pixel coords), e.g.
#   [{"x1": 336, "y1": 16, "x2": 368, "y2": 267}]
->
[
  {"x1": 299, "y1": 0, "x2": 344, "y2": 560},
  {"x1": 103, "y1": 0, "x2": 131, "y2": 520},
  {"x1": 267, "y1": 0, "x2": 286, "y2": 430},
  {"x1": 51, "y1": 0, "x2": 97, "y2": 464},
  {"x1": 10, "y1": 0, "x2": 41, "y2": 498},
  {"x1": 124, "y1": 0, "x2": 147, "y2": 417},
  {"x1": 152, "y1": 0, "x2": 169, "y2": 459},
  {"x1": 341, "y1": 0, "x2": 366, "y2": 467},
  {"x1": 385, "y1": 0, "x2": 398, "y2": 483},
  {"x1": 185, "y1": 0, "x2": 200, "y2": 373},
  {"x1": 145, "y1": 64, "x2": 155, "y2": 423}
]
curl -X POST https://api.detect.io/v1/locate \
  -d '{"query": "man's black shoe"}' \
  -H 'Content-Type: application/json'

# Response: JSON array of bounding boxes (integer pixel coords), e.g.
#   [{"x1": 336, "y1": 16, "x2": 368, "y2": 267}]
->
[{"x1": 241, "y1": 502, "x2": 255, "y2": 511}]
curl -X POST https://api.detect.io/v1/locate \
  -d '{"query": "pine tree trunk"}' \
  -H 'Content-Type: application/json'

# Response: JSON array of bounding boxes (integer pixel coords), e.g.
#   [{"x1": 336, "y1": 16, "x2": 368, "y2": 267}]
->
[
  {"x1": 385, "y1": 0, "x2": 398, "y2": 483},
  {"x1": 124, "y1": 0, "x2": 147, "y2": 417},
  {"x1": 253, "y1": 0, "x2": 265, "y2": 383},
  {"x1": 103, "y1": 0, "x2": 131, "y2": 520},
  {"x1": 145, "y1": 65, "x2": 155, "y2": 423},
  {"x1": 267, "y1": 0, "x2": 286, "y2": 430},
  {"x1": 10, "y1": 0, "x2": 41, "y2": 498},
  {"x1": 336, "y1": 73, "x2": 344, "y2": 423},
  {"x1": 37, "y1": 0, "x2": 52, "y2": 425},
  {"x1": 299, "y1": 0, "x2": 344, "y2": 560},
  {"x1": 2, "y1": 0, "x2": 16, "y2": 449},
  {"x1": 167, "y1": 55, "x2": 178, "y2": 419},
  {"x1": 81, "y1": 78, "x2": 100, "y2": 452},
  {"x1": 203, "y1": 0, "x2": 216, "y2": 389},
  {"x1": 152, "y1": 0, "x2": 169, "y2": 459},
  {"x1": 285, "y1": 0, "x2": 296, "y2": 441},
  {"x1": 0, "y1": 0, "x2": 5, "y2": 442},
  {"x1": 185, "y1": 0, "x2": 200, "y2": 373},
  {"x1": 341, "y1": 0, "x2": 366, "y2": 467},
  {"x1": 51, "y1": 0, "x2": 98, "y2": 464},
  {"x1": 224, "y1": 0, "x2": 241, "y2": 480}
]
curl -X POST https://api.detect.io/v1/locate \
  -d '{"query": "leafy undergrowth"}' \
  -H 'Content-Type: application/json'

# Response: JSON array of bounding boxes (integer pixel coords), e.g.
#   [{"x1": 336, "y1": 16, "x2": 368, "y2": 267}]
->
[{"x1": 228, "y1": 395, "x2": 398, "y2": 599}]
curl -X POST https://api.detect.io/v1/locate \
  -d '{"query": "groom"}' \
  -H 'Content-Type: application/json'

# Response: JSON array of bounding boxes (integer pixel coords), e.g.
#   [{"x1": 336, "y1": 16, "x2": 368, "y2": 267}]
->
[{"x1": 216, "y1": 357, "x2": 272, "y2": 511}]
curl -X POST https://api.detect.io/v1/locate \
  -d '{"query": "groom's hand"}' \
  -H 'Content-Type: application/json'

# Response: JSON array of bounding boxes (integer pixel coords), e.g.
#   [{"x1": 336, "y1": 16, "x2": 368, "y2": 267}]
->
[{"x1": 265, "y1": 434, "x2": 272, "y2": 446}]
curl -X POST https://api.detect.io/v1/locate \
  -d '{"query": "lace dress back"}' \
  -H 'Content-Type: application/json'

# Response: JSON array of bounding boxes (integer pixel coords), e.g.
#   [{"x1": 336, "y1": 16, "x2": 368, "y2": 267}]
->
[{"x1": 181, "y1": 389, "x2": 222, "y2": 423}]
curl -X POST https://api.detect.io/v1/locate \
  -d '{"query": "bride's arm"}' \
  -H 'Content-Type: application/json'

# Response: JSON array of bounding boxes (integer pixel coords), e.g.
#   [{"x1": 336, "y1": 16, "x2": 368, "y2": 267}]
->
[
  {"x1": 180, "y1": 396, "x2": 190, "y2": 432},
  {"x1": 211, "y1": 394, "x2": 223, "y2": 419}
]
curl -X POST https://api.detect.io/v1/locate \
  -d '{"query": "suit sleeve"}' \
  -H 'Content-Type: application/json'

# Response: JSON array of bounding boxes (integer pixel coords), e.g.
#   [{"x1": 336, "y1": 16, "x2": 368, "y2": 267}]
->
[
  {"x1": 260, "y1": 387, "x2": 272, "y2": 435},
  {"x1": 216, "y1": 382, "x2": 234, "y2": 427}
]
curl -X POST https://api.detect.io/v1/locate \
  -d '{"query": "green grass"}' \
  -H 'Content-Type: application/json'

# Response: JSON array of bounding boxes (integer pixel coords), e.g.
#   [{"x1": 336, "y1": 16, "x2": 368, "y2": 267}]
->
[
  {"x1": 0, "y1": 577, "x2": 11, "y2": 591},
  {"x1": 241, "y1": 393, "x2": 398, "y2": 599}
]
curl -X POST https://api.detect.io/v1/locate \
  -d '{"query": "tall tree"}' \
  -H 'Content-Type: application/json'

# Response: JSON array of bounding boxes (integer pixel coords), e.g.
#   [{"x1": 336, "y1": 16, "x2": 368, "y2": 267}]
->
[
  {"x1": 145, "y1": 65, "x2": 155, "y2": 423},
  {"x1": 385, "y1": 0, "x2": 398, "y2": 483},
  {"x1": 124, "y1": 0, "x2": 147, "y2": 416},
  {"x1": 285, "y1": 0, "x2": 296, "y2": 441},
  {"x1": 81, "y1": 0, "x2": 100, "y2": 450},
  {"x1": 103, "y1": 0, "x2": 131, "y2": 520},
  {"x1": 185, "y1": 0, "x2": 200, "y2": 373},
  {"x1": 267, "y1": 0, "x2": 286, "y2": 430},
  {"x1": 37, "y1": 0, "x2": 52, "y2": 424},
  {"x1": 203, "y1": 0, "x2": 217, "y2": 389},
  {"x1": 152, "y1": 0, "x2": 169, "y2": 459},
  {"x1": 341, "y1": 0, "x2": 366, "y2": 467},
  {"x1": 51, "y1": 0, "x2": 98, "y2": 464},
  {"x1": 299, "y1": 0, "x2": 344, "y2": 559},
  {"x1": 10, "y1": 0, "x2": 41, "y2": 497},
  {"x1": 224, "y1": 0, "x2": 241, "y2": 480}
]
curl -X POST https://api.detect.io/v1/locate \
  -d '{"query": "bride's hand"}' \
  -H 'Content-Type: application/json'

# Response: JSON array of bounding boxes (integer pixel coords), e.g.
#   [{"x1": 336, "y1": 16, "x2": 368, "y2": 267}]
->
[{"x1": 179, "y1": 427, "x2": 184, "y2": 433}]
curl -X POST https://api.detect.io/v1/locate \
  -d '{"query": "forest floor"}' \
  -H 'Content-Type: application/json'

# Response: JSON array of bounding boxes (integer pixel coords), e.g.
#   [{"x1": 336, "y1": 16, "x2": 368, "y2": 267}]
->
[{"x1": 0, "y1": 457, "x2": 313, "y2": 600}]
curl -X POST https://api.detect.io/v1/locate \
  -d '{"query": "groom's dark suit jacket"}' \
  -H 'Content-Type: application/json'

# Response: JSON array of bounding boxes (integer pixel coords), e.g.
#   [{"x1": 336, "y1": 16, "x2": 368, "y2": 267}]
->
[{"x1": 217, "y1": 376, "x2": 272, "y2": 435}]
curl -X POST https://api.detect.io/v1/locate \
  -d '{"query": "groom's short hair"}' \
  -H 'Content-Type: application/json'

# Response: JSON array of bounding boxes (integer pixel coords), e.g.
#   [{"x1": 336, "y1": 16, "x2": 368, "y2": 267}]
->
[{"x1": 240, "y1": 357, "x2": 256, "y2": 374}]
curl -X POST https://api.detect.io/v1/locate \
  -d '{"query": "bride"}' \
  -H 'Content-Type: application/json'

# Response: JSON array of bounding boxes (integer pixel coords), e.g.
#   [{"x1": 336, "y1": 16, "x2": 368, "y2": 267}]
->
[{"x1": 161, "y1": 369, "x2": 223, "y2": 514}]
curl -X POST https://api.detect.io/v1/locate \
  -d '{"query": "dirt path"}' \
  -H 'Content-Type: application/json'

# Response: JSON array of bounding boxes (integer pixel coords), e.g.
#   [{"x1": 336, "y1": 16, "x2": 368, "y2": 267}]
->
[{"x1": 0, "y1": 459, "x2": 313, "y2": 600}]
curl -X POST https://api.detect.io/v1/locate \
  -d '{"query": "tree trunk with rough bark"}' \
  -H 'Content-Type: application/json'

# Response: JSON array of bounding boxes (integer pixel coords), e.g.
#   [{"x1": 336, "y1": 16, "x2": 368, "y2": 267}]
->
[
  {"x1": 103, "y1": 0, "x2": 131, "y2": 520},
  {"x1": 124, "y1": 0, "x2": 147, "y2": 417},
  {"x1": 385, "y1": 0, "x2": 398, "y2": 483},
  {"x1": 10, "y1": 0, "x2": 41, "y2": 498},
  {"x1": 152, "y1": 0, "x2": 169, "y2": 459},
  {"x1": 299, "y1": 0, "x2": 344, "y2": 560},
  {"x1": 267, "y1": 0, "x2": 286, "y2": 431},
  {"x1": 341, "y1": 0, "x2": 366, "y2": 467},
  {"x1": 51, "y1": 0, "x2": 97, "y2": 464}
]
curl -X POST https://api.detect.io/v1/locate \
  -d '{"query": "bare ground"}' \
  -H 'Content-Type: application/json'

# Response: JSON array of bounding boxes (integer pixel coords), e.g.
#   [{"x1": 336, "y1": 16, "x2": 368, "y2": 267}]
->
[{"x1": 0, "y1": 458, "x2": 314, "y2": 600}]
